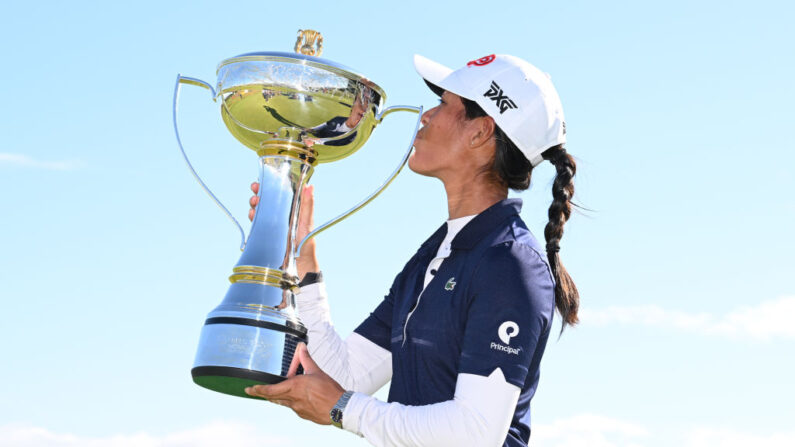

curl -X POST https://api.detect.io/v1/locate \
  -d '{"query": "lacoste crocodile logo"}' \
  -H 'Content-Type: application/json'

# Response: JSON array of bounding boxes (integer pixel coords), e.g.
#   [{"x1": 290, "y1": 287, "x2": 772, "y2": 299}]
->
[{"x1": 444, "y1": 277, "x2": 456, "y2": 291}]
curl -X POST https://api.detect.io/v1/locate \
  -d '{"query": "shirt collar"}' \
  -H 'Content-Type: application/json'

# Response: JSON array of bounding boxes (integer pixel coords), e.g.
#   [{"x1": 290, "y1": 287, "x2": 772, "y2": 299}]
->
[
  {"x1": 419, "y1": 221, "x2": 448, "y2": 253},
  {"x1": 450, "y1": 198, "x2": 523, "y2": 250}
]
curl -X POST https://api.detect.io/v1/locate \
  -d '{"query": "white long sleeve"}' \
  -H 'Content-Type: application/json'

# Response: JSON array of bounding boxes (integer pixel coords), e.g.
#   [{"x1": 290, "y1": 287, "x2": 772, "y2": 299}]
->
[
  {"x1": 296, "y1": 282, "x2": 392, "y2": 394},
  {"x1": 343, "y1": 369, "x2": 521, "y2": 447},
  {"x1": 298, "y1": 282, "x2": 522, "y2": 447}
]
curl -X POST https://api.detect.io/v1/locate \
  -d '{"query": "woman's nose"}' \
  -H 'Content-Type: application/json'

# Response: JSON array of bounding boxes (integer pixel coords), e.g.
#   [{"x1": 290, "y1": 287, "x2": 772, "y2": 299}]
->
[{"x1": 420, "y1": 107, "x2": 434, "y2": 125}]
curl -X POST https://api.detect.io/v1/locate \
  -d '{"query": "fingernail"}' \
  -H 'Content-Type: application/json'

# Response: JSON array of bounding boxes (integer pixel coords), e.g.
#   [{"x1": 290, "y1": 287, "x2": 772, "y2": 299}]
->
[{"x1": 245, "y1": 387, "x2": 252, "y2": 394}]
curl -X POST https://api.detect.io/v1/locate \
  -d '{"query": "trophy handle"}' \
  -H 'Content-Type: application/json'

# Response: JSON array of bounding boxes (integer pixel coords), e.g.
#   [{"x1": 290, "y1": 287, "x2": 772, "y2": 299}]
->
[
  {"x1": 173, "y1": 74, "x2": 247, "y2": 251},
  {"x1": 295, "y1": 105, "x2": 424, "y2": 258}
]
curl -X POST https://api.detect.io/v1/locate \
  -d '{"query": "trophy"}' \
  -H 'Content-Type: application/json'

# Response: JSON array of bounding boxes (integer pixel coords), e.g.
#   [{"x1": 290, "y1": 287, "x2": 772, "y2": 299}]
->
[{"x1": 172, "y1": 30, "x2": 422, "y2": 399}]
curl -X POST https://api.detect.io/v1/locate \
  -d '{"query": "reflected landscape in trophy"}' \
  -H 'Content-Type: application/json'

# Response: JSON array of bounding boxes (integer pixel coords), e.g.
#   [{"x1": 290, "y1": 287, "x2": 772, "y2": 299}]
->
[{"x1": 172, "y1": 30, "x2": 422, "y2": 399}]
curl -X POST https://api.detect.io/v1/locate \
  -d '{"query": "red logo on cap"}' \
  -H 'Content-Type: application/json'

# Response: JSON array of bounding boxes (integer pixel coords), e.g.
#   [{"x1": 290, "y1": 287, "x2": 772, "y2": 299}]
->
[{"x1": 467, "y1": 54, "x2": 496, "y2": 67}]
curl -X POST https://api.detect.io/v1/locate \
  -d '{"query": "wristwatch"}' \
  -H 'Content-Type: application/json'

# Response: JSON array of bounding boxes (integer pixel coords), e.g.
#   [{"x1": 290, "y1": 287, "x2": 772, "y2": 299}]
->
[{"x1": 330, "y1": 390, "x2": 354, "y2": 429}]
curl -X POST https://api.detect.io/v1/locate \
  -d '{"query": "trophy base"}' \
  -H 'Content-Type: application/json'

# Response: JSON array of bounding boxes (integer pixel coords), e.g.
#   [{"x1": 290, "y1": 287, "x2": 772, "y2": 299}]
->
[
  {"x1": 191, "y1": 307, "x2": 308, "y2": 399},
  {"x1": 192, "y1": 366, "x2": 285, "y2": 400}
]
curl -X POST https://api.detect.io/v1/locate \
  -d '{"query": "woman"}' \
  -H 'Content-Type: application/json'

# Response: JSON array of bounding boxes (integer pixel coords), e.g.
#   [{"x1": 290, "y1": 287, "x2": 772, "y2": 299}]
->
[{"x1": 245, "y1": 54, "x2": 579, "y2": 447}]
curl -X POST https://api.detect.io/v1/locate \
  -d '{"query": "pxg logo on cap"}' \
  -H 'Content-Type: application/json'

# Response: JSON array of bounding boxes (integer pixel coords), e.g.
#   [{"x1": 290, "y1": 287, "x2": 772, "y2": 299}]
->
[{"x1": 484, "y1": 81, "x2": 518, "y2": 114}]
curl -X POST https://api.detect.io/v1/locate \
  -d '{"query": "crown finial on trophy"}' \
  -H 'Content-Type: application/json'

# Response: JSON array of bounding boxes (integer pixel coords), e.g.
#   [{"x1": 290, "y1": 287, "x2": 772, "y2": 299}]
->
[{"x1": 294, "y1": 29, "x2": 323, "y2": 57}]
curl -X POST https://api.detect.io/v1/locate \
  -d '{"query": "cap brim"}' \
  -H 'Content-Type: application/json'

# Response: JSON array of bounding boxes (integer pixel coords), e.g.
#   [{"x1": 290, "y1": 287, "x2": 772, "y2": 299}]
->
[{"x1": 414, "y1": 54, "x2": 452, "y2": 97}]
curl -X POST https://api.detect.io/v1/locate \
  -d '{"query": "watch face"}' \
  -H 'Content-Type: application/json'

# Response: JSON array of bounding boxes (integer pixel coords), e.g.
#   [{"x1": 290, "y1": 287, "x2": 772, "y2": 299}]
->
[{"x1": 331, "y1": 408, "x2": 343, "y2": 423}]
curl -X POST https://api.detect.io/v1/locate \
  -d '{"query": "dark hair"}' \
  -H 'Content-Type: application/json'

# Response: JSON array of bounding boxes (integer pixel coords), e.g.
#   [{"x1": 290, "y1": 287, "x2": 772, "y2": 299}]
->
[{"x1": 462, "y1": 97, "x2": 580, "y2": 329}]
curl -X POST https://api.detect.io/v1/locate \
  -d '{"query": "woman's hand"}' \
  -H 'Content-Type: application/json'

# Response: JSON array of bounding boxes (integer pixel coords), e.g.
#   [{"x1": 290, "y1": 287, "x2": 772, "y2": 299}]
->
[
  {"x1": 249, "y1": 182, "x2": 319, "y2": 278},
  {"x1": 245, "y1": 343, "x2": 345, "y2": 425}
]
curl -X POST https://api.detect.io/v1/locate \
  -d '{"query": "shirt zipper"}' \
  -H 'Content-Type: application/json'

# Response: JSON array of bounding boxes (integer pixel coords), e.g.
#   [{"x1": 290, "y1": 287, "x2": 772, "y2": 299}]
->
[
  {"x1": 402, "y1": 255, "x2": 443, "y2": 348},
  {"x1": 402, "y1": 288, "x2": 425, "y2": 348}
]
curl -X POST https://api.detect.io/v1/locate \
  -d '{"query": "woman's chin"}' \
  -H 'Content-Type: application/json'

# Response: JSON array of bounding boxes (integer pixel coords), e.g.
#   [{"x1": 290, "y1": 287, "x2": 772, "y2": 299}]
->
[
  {"x1": 407, "y1": 154, "x2": 424, "y2": 174},
  {"x1": 407, "y1": 156, "x2": 437, "y2": 178}
]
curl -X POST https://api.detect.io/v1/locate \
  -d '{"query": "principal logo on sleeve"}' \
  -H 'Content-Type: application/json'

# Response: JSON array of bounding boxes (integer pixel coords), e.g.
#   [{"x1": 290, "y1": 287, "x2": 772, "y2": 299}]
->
[{"x1": 490, "y1": 321, "x2": 520, "y2": 355}]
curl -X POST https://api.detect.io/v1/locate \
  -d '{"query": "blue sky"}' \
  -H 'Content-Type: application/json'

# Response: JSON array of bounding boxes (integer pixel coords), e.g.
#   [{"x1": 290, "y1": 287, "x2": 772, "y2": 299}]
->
[{"x1": 1, "y1": 1, "x2": 793, "y2": 446}]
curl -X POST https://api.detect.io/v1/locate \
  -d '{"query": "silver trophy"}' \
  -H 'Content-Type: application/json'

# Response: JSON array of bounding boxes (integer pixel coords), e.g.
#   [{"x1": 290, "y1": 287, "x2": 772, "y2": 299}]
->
[{"x1": 172, "y1": 30, "x2": 422, "y2": 399}]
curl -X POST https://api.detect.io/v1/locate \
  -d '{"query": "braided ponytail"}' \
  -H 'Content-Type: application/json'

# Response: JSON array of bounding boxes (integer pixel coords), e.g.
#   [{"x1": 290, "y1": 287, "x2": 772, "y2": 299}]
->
[
  {"x1": 461, "y1": 97, "x2": 580, "y2": 329},
  {"x1": 541, "y1": 145, "x2": 580, "y2": 329}
]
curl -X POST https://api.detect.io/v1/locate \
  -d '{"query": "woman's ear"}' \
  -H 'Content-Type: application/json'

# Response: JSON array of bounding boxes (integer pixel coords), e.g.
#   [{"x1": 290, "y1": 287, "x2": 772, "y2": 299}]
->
[{"x1": 470, "y1": 116, "x2": 496, "y2": 148}]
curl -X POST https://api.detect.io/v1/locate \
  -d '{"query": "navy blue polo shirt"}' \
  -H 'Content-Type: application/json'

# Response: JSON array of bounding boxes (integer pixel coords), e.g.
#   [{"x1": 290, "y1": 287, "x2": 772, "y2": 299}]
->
[{"x1": 355, "y1": 199, "x2": 555, "y2": 446}]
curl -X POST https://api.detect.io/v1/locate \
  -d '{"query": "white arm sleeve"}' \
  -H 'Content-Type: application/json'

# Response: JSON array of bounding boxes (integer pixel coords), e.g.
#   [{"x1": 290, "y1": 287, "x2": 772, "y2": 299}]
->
[
  {"x1": 296, "y1": 282, "x2": 392, "y2": 395},
  {"x1": 342, "y1": 369, "x2": 521, "y2": 447}
]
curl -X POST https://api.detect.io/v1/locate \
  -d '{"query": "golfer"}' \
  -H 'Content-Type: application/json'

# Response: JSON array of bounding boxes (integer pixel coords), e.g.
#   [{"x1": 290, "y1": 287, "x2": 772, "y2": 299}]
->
[{"x1": 246, "y1": 53, "x2": 580, "y2": 447}]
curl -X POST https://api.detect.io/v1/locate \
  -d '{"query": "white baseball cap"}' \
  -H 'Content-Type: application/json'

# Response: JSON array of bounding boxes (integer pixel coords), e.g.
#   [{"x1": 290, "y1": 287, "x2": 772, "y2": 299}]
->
[{"x1": 413, "y1": 54, "x2": 566, "y2": 167}]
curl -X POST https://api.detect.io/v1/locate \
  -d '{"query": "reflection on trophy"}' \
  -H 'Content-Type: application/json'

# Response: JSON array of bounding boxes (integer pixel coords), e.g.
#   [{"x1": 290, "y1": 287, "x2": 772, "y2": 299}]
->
[{"x1": 172, "y1": 30, "x2": 422, "y2": 399}]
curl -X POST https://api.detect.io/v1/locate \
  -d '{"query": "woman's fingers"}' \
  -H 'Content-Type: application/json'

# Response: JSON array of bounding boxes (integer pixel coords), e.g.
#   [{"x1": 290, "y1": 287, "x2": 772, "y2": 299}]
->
[
  {"x1": 296, "y1": 185, "x2": 315, "y2": 245},
  {"x1": 296, "y1": 343, "x2": 321, "y2": 375},
  {"x1": 286, "y1": 343, "x2": 304, "y2": 378},
  {"x1": 246, "y1": 380, "x2": 294, "y2": 400},
  {"x1": 249, "y1": 183, "x2": 260, "y2": 222},
  {"x1": 299, "y1": 185, "x2": 315, "y2": 234},
  {"x1": 285, "y1": 343, "x2": 320, "y2": 378},
  {"x1": 244, "y1": 366, "x2": 342, "y2": 425},
  {"x1": 295, "y1": 185, "x2": 319, "y2": 275}
]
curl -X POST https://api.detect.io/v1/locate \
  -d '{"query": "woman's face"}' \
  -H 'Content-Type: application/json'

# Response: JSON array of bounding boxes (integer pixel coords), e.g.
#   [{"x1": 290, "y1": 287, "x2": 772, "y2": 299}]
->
[
  {"x1": 345, "y1": 90, "x2": 368, "y2": 128},
  {"x1": 409, "y1": 91, "x2": 478, "y2": 179}
]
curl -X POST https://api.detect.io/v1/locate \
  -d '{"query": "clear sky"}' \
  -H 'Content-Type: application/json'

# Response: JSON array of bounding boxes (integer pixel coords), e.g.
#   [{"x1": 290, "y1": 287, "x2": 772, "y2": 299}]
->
[{"x1": 1, "y1": 1, "x2": 794, "y2": 446}]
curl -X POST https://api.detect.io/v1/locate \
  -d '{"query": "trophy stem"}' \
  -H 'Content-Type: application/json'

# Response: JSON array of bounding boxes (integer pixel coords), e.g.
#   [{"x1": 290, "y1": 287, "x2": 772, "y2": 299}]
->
[{"x1": 192, "y1": 155, "x2": 313, "y2": 398}]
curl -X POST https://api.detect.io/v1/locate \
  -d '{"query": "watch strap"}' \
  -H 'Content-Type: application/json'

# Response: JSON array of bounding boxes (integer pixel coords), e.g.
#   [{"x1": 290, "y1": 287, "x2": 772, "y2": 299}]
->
[
  {"x1": 299, "y1": 271, "x2": 323, "y2": 287},
  {"x1": 330, "y1": 390, "x2": 354, "y2": 429}
]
